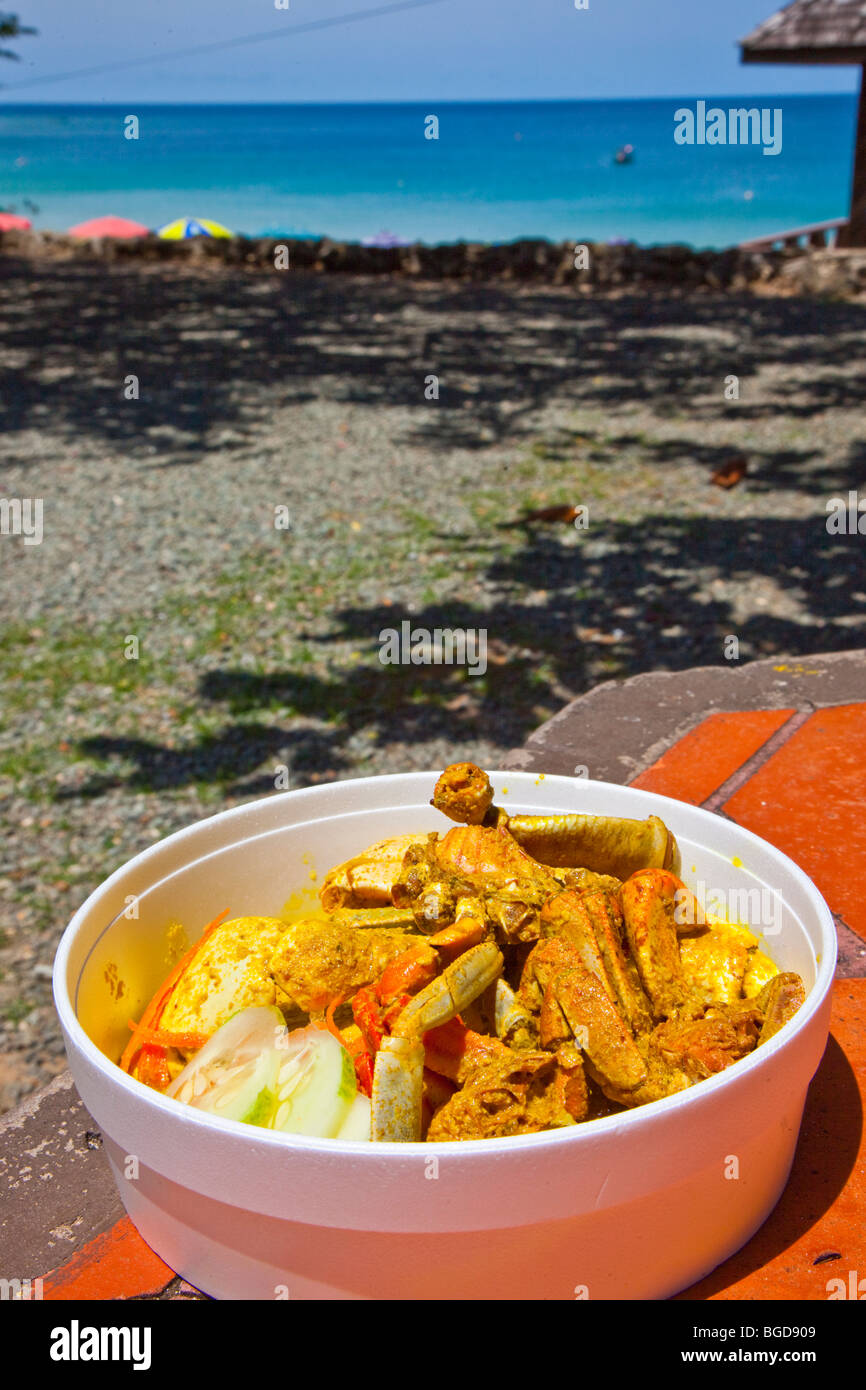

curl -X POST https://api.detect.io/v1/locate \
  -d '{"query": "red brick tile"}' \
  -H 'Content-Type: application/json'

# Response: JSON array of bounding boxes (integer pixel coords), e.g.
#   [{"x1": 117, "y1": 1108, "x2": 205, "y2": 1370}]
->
[
  {"x1": 41, "y1": 1216, "x2": 175, "y2": 1300},
  {"x1": 679, "y1": 978, "x2": 866, "y2": 1300},
  {"x1": 723, "y1": 704, "x2": 866, "y2": 940},
  {"x1": 630, "y1": 709, "x2": 794, "y2": 806}
]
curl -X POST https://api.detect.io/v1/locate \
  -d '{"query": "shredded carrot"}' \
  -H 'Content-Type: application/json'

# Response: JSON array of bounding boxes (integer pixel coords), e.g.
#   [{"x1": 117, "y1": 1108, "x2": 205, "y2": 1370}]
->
[
  {"x1": 323, "y1": 992, "x2": 347, "y2": 1044},
  {"x1": 126, "y1": 1021, "x2": 211, "y2": 1051},
  {"x1": 120, "y1": 908, "x2": 230, "y2": 1075},
  {"x1": 137, "y1": 1045, "x2": 171, "y2": 1091}
]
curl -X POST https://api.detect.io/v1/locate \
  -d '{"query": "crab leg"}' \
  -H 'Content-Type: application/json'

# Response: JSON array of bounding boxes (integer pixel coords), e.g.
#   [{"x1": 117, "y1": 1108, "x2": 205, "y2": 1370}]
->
[
  {"x1": 371, "y1": 1036, "x2": 427, "y2": 1143},
  {"x1": 328, "y1": 906, "x2": 419, "y2": 931},
  {"x1": 429, "y1": 762, "x2": 677, "y2": 879},
  {"x1": 506, "y1": 813, "x2": 675, "y2": 878},
  {"x1": 394, "y1": 942, "x2": 505, "y2": 1040},
  {"x1": 424, "y1": 899, "x2": 488, "y2": 959},
  {"x1": 353, "y1": 919, "x2": 492, "y2": 1095},
  {"x1": 371, "y1": 941, "x2": 504, "y2": 1141}
]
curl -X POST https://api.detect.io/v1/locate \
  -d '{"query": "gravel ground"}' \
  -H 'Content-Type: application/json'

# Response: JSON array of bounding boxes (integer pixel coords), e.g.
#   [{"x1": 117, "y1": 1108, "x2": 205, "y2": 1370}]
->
[{"x1": 1, "y1": 254, "x2": 865, "y2": 1112}]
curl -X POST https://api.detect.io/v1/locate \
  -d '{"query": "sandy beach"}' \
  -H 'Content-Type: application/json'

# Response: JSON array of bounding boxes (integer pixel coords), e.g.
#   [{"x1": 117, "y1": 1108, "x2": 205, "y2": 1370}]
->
[{"x1": 1, "y1": 248, "x2": 865, "y2": 1110}]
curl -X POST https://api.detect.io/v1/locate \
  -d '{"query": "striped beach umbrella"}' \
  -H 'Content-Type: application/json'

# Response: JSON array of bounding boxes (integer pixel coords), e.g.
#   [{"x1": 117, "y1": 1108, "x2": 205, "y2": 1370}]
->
[{"x1": 157, "y1": 218, "x2": 233, "y2": 240}]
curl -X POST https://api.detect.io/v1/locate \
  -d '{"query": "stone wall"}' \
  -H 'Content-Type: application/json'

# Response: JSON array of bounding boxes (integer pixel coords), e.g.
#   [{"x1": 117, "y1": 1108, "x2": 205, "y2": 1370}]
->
[{"x1": 3, "y1": 228, "x2": 866, "y2": 297}]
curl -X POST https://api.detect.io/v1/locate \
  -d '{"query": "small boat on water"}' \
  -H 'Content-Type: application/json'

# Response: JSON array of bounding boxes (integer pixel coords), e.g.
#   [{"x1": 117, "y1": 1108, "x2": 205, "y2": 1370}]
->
[{"x1": 614, "y1": 144, "x2": 635, "y2": 165}]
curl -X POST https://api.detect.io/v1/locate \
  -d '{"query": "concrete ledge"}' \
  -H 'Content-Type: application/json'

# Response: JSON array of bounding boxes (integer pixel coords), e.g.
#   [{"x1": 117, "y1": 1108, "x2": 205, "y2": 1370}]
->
[
  {"x1": 0, "y1": 1070, "x2": 124, "y2": 1282},
  {"x1": 501, "y1": 649, "x2": 866, "y2": 783}
]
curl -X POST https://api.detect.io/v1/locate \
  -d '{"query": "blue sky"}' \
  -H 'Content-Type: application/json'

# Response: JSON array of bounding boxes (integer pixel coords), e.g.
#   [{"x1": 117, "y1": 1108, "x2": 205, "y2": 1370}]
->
[{"x1": 1, "y1": 0, "x2": 860, "y2": 103}]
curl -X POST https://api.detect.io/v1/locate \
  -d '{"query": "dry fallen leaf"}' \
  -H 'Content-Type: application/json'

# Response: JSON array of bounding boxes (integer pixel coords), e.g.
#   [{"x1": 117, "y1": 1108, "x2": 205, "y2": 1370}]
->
[
  {"x1": 711, "y1": 455, "x2": 748, "y2": 489},
  {"x1": 577, "y1": 627, "x2": 625, "y2": 645},
  {"x1": 499, "y1": 503, "x2": 580, "y2": 529},
  {"x1": 484, "y1": 641, "x2": 511, "y2": 665}
]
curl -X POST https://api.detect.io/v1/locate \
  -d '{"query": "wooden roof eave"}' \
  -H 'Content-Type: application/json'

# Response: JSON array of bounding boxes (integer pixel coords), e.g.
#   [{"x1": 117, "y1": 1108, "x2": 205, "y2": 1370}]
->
[{"x1": 740, "y1": 43, "x2": 866, "y2": 63}]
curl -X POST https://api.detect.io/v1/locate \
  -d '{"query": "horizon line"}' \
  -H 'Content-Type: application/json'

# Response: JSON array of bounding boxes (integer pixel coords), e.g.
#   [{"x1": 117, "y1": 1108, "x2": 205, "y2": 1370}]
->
[{"x1": 0, "y1": 91, "x2": 856, "y2": 106}]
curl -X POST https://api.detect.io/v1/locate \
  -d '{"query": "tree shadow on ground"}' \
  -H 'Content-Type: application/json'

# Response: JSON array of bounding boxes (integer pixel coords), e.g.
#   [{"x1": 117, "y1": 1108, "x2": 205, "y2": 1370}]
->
[
  {"x1": 3, "y1": 256, "x2": 866, "y2": 467},
  {"x1": 59, "y1": 512, "x2": 866, "y2": 795},
  {"x1": 518, "y1": 423, "x2": 831, "y2": 497},
  {"x1": 62, "y1": 723, "x2": 352, "y2": 799}
]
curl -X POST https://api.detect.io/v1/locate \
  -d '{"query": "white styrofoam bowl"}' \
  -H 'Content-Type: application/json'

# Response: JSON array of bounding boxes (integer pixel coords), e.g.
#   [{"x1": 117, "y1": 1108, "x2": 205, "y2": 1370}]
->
[{"x1": 54, "y1": 772, "x2": 835, "y2": 1300}]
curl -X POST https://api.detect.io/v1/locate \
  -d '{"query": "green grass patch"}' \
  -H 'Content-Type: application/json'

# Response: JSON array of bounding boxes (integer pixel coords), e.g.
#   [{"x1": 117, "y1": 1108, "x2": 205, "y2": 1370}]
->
[{"x1": 3, "y1": 997, "x2": 33, "y2": 1025}]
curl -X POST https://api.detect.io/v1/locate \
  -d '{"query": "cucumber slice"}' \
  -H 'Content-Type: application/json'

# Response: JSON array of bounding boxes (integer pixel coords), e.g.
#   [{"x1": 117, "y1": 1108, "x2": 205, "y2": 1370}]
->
[
  {"x1": 166, "y1": 1010, "x2": 361, "y2": 1141},
  {"x1": 336, "y1": 1093, "x2": 372, "y2": 1142},
  {"x1": 166, "y1": 1005, "x2": 286, "y2": 1127},
  {"x1": 270, "y1": 1025, "x2": 357, "y2": 1138}
]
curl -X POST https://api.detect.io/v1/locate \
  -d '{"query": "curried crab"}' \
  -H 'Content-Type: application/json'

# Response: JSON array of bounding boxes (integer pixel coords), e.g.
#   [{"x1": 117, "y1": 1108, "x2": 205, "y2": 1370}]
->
[{"x1": 118, "y1": 762, "x2": 807, "y2": 1143}]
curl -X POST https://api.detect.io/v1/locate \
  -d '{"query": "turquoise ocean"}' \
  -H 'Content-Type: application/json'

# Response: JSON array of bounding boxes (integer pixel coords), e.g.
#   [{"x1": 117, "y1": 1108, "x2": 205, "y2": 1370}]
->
[{"x1": 0, "y1": 96, "x2": 857, "y2": 248}]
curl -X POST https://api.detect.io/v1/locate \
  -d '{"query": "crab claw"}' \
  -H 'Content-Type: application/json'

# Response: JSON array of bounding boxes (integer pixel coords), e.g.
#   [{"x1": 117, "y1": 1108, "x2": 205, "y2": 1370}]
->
[
  {"x1": 426, "y1": 902, "x2": 488, "y2": 960},
  {"x1": 371, "y1": 941, "x2": 504, "y2": 1141},
  {"x1": 520, "y1": 937, "x2": 648, "y2": 1096},
  {"x1": 619, "y1": 869, "x2": 702, "y2": 1020},
  {"x1": 433, "y1": 825, "x2": 558, "y2": 896},
  {"x1": 319, "y1": 834, "x2": 429, "y2": 912},
  {"x1": 757, "y1": 972, "x2": 806, "y2": 1044},
  {"x1": 493, "y1": 978, "x2": 538, "y2": 1050},
  {"x1": 540, "y1": 889, "x2": 653, "y2": 1036}
]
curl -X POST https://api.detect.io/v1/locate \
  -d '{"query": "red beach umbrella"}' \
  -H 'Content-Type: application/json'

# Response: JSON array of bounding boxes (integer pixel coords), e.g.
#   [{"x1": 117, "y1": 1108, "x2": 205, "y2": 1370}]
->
[
  {"x1": 0, "y1": 212, "x2": 32, "y2": 230},
  {"x1": 68, "y1": 215, "x2": 150, "y2": 239}
]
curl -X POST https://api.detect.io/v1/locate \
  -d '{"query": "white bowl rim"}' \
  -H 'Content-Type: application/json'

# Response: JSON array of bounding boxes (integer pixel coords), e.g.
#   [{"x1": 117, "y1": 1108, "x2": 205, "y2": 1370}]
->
[{"x1": 53, "y1": 769, "x2": 837, "y2": 1160}]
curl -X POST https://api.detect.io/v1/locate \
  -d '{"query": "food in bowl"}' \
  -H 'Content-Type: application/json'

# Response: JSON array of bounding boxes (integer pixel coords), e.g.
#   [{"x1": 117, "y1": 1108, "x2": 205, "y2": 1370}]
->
[{"x1": 117, "y1": 762, "x2": 806, "y2": 1144}]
